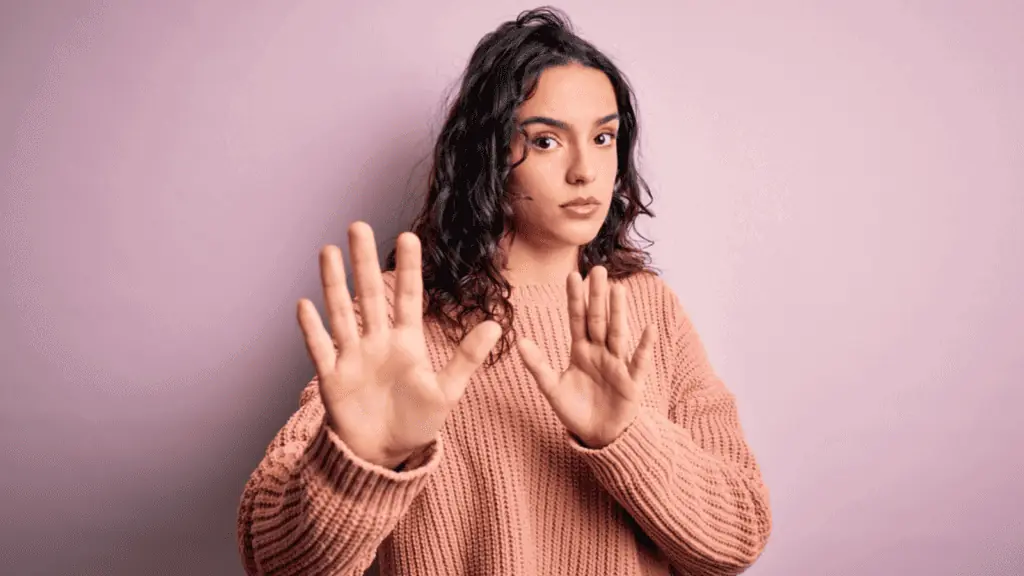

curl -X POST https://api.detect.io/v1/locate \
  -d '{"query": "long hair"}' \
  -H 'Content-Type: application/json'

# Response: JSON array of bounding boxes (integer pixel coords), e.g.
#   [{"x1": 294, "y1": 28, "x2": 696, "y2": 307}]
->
[{"x1": 386, "y1": 6, "x2": 655, "y2": 364}]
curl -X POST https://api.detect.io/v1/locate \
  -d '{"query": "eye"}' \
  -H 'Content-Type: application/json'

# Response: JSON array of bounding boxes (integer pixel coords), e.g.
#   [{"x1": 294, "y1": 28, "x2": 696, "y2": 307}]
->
[
  {"x1": 595, "y1": 132, "x2": 617, "y2": 146},
  {"x1": 530, "y1": 136, "x2": 559, "y2": 150}
]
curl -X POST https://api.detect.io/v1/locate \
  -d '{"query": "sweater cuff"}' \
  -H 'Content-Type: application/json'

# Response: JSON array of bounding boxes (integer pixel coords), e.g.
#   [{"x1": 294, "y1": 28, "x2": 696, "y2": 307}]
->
[
  {"x1": 301, "y1": 416, "x2": 443, "y2": 519},
  {"x1": 567, "y1": 407, "x2": 691, "y2": 489}
]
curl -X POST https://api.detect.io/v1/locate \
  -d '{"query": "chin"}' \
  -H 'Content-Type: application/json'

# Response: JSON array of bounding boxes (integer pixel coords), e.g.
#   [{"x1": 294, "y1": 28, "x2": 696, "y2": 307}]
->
[{"x1": 553, "y1": 221, "x2": 604, "y2": 247}]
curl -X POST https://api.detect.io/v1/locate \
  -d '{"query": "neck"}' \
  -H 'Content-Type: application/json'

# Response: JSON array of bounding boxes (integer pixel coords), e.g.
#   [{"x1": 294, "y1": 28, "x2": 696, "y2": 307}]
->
[{"x1": 500, "y1": 233, "x2": 579, "y2": 287}]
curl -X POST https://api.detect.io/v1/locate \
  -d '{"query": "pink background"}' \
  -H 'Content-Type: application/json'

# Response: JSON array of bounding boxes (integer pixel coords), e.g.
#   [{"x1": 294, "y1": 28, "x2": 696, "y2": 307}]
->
[{"x1": 2, "y1": 1, "x2": 1022, "y2": 574}]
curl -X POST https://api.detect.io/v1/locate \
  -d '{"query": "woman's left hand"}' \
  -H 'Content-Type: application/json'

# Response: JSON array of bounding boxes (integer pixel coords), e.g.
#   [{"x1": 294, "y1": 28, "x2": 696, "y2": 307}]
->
[{"x1": 517, "y1": 266, "x2": 658, "y2": 449}]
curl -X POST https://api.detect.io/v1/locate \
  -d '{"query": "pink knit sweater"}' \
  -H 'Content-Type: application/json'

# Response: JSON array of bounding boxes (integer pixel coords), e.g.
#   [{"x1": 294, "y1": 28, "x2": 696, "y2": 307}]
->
[{"x1": 237, "y1": 271, "x2": 771, "y2": 575}]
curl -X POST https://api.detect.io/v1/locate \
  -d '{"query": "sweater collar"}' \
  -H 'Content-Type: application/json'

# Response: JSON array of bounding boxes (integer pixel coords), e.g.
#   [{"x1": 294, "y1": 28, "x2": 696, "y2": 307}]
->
[{"x1": 508, "y1": 282, "x2": 570, "y2": 308}]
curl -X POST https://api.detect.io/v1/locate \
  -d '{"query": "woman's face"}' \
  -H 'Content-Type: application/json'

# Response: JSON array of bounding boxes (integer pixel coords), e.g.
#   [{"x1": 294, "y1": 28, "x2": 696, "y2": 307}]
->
[{"x1": 507, "y1": 63, "x2": 620, "y2": 249}]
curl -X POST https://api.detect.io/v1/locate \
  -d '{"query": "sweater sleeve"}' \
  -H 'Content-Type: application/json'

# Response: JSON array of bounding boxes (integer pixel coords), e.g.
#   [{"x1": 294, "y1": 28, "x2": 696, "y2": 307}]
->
[
  {"x1": 236, "y1": 378, "x2": 442, "y2": 575},
  {"x1": 569, "y1": 281, "x2": 772, "y2": 575}
]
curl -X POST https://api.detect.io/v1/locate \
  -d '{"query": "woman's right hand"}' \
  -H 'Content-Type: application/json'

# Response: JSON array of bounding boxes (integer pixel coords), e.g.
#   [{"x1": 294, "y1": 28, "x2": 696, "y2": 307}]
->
[{"x1": 297, "y1": 222, "x2": 501, "y2": 470}]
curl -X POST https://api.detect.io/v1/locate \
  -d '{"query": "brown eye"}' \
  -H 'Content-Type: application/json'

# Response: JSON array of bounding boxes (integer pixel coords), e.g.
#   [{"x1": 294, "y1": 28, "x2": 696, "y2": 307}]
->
[
  {"x1": 531, "y1": 136, "x2": 558, "y2": 150},
  {"x1": 595, "y1": 133, "x2": 616, "y2": 146}
]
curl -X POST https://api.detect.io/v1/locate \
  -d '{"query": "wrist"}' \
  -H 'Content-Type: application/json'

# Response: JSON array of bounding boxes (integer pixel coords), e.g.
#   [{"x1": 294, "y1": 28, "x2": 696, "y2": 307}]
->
[
  {"x1": 324, "y1": 417, "x2": 416, "y2": 470},
  {"x1": 383, "y1": 453, "x2": 415, "y2": 471},
  {"x1": 362, "y1": 446, "x2": 419, "y2": 471},
  {"x1": 573, "y1": 414, "x2": 638, "y2": 449}
]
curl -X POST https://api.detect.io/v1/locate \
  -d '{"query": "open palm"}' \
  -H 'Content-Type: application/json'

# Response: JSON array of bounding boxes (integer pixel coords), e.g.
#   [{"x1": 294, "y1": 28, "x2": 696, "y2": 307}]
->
[
  {"x1": 518, "y1": 266, "x2": 657, "y2": 449},
  {"x1": 297, "y1": 222, "x2": 501, "y2": 469}
]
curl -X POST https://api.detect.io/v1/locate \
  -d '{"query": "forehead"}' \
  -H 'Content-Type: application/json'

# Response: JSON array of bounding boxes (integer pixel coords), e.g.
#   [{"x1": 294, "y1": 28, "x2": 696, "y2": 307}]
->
[{"x1": 517, "y1": 63, "x2": 618, "y2": 123}]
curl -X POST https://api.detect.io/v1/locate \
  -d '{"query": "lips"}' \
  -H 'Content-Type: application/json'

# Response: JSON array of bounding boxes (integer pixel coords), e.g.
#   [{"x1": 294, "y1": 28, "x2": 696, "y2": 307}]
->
[{"x1": 561, "y1": 197, "x2": 600, "y2": 207}]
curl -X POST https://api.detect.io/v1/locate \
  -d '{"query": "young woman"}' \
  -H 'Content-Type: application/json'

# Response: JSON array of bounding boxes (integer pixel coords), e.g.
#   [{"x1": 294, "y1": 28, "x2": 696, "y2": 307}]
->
[{"x1": 237, "y1": 7, "x2": 771, "y2": 575}]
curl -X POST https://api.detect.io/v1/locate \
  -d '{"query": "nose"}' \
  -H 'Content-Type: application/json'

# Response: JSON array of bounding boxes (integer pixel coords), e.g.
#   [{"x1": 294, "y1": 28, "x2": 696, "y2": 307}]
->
[{"x1": 566, "y1": 146, "x2": 597, "y2": 186}]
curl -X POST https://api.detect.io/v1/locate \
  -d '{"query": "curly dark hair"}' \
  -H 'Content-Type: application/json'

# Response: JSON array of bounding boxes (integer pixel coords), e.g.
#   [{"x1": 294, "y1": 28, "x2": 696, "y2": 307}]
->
[{"x1": 386, "y1": 6, "x2": 656, "y2": 364}]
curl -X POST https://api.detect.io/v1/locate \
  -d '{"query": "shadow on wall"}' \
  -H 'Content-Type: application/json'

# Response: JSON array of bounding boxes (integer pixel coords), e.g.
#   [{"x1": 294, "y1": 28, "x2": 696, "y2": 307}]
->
[
  {"x1": 233, "y1": 130, "x2": 434, "y2": 576},
  {"x1": 20, "y1": 129, "x2": 434, "y2": 575}
]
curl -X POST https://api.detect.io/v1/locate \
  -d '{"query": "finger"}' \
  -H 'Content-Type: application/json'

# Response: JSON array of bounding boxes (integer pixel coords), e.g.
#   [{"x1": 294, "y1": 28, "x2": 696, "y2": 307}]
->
[
  {"x1": 516, "y1": 337, "x2": 560, "y2": 398},
  {"x1": 567, "y1": 272, "x2": 587, "y2": 342},
  {"x1": 297, "y1": 298, "x2": 335, "y2": 377},
  {"x1": 607, "y1": 283, "x2": 629, "y2": 358},
  {"x1": 392, "y1": 232, "x2": 423, "y2": 329},
  {"x1": 349, "y1": 221, "x2": 387, "y2": 334},
  {"x1": 582, "y1": 274, "x2": 591, "y2": 309},
  {"x1": 587, "y1": 266, "x2": 609, "y2": 345},
  {"x1": 628, "y1": 324, "x2": 658, "y2": 385},
  {"x1": 437, "y1": 320, "x2": 502, "y2": 402},
  {"x1": 319, "y1": 245, "x2": 358, "y2": 349}
]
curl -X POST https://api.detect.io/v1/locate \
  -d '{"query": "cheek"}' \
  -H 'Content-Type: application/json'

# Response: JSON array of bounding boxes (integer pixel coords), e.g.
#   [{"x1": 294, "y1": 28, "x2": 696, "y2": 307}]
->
[
  {"x1": 511, "y1": 158, "x2": 561, "y2": 203},
  {"x1": 602, "y1": 151, "x2": 619, "y2": 183},
  {"x1": 596, "y1": 155, "x2": 619, "y2": 200}
]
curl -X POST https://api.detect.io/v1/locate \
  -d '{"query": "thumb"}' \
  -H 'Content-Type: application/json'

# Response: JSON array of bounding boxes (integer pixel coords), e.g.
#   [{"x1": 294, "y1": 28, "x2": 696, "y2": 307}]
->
[
  {"x1": 627, "y1": 324, "x2": 658, "y2": 387},
  {"x1": 437, "y1": 320, "x2": 502, "y2": 401},
  {"x1": 516, "y1": 338, "x2": 559, "y2": 397}
]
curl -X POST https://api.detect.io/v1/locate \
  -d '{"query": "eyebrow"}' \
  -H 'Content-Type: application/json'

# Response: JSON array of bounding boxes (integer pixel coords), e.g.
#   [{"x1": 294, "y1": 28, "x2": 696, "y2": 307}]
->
[{"x1": 518, "y1": 113, "x2": 620, "y2": 131}]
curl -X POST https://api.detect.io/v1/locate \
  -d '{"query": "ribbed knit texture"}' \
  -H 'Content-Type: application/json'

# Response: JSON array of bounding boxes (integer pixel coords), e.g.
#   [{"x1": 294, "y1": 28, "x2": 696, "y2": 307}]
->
[{"x1": 237, "y1": 271, "x2": 771, "y2": 575}]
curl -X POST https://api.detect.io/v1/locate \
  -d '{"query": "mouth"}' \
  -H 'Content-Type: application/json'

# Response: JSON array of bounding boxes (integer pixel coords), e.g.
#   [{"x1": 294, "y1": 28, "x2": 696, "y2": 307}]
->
[
  {"x1": 560, "y1": 197, "x2": 600, "y2": 208},
  {"x1": 560, "y1": 196, "x2": 603, "y2": 218}
]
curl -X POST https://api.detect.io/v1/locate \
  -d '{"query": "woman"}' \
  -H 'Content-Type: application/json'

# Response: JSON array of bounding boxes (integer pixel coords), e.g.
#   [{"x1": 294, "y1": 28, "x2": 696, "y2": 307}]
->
[{"x1": 237, "y1": 7, "x2": 771, "y2": 575}]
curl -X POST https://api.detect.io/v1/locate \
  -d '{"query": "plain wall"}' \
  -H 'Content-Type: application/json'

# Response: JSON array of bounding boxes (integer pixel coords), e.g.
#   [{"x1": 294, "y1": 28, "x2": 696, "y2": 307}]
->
[{"x1": 2, "y1": 1, "x2": 1021, "y2": 574}]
